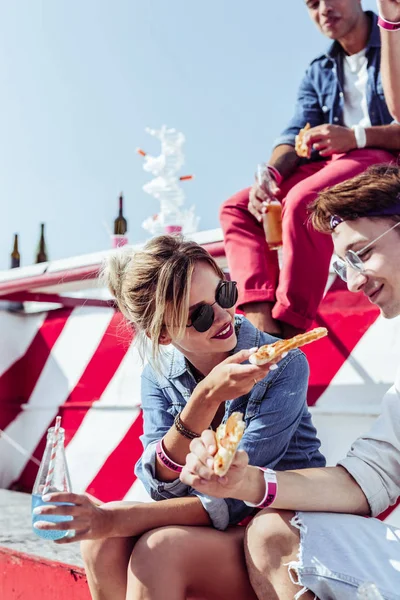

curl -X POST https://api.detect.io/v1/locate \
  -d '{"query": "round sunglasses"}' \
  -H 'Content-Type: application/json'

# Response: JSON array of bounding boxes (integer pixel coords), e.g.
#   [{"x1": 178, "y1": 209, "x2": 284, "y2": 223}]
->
[
  {"x1": 186, "y1": 280, "x2": 238, "y2": 333},
  {"x1": 332, "y1": 220, "x2": 400, "y2": 282}
]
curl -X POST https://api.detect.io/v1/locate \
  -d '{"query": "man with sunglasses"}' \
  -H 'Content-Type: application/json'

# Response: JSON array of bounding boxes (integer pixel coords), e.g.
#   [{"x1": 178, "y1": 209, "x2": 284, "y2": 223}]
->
[
  {"x1": 220, "y1": 0, "x2": 400, "y2": 340},
  {"x1": 181, "y1": 164, "x2": 400, "y2": 598}
]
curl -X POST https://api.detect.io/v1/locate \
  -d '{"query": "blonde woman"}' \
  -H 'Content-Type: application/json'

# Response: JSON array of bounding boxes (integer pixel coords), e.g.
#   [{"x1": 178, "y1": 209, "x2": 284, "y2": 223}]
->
[{"x1": 33, "y1": 235, "x2": 324, "y2": 600}]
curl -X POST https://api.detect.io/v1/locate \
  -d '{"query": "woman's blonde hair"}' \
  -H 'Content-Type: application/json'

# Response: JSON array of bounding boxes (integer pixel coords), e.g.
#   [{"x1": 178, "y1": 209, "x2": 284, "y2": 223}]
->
[{"x1": 101, "y1": 235, "x2": 224, "y2": 360}]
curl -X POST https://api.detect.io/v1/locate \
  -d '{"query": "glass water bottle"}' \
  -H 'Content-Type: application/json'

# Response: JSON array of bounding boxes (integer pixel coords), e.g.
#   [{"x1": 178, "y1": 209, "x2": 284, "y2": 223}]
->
[
  {"x1": 257, "y1": 163, "x2": 282, "y2": 251},
  {"x1": 31, "y1": 426, "x2": 74, "y2": 541}
]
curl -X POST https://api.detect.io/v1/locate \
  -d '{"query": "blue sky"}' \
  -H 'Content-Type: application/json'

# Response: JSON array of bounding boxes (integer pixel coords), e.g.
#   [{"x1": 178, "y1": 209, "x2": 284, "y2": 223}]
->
[{"x1": 0, "y1": 0, "x2": 377, "y2": 270}]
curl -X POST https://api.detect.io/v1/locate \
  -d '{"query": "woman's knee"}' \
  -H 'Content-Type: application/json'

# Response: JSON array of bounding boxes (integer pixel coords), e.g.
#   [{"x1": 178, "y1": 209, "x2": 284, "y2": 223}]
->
[
  {"x1": 245, "y1": 509, "x2": 299, "y2": 568},
  {"x1": 81, "y1": 536, "x2": 135, "y2": 572},
  {"x1": 129, "y1": 527, "x2": 186, "y2": 578}
]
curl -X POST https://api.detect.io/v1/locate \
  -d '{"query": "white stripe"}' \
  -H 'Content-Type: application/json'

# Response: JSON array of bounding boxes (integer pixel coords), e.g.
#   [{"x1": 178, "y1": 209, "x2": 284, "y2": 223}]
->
[
  {"x1": 65, "y1": 344, "x2": 144, "y2": 491},
  {"x1": 316, "y1": 314, "x2": 400, "y2": 409},
  {"x1": 0, "y1": 307, "x2": 114, "y2": 488},
  {"x1": 0, "y1": 311, "x2": 46, "y2": 377},
  {"x1": 123, "y1": 478, "x2": 152, "y2": 502},
  {"x1": 66, "y1": 406, "x2": 141, "y2": 493}
]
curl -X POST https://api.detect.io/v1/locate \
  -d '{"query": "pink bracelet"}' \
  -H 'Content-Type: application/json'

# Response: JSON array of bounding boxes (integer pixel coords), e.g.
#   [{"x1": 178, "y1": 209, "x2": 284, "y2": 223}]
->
[
  {"x1": 156, "y1": 439, "x2": 184, "y2": 473},
  {"x1": 378, "y1": 15, "x2": 400, "y2": 30},
  {"x1": 244, "y1": 467, "x2": 278, "y2": 509},
  {"x1": 266, "y1": 165, "x2": 283, "y2": 186}
]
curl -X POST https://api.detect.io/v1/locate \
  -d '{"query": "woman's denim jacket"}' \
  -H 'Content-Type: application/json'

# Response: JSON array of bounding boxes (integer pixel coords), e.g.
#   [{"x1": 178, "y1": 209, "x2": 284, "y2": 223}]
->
[
  {"x1": 273, "y1": 11, "x2": 394, "y2": 153},
  {"x1": 135, "y1": 316, "x2": 325, "y2": 530}
]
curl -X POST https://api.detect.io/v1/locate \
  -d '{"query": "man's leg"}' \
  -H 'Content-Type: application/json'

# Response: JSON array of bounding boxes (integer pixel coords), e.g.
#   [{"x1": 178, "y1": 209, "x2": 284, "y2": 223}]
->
[
  {"x1": 126, "y1": 525, "x2": 257, "y2": 600},
  {"x1": 245, "y1": 510, "x2": 315, "y2": 600},
  {"x1": 220, "y1": 188, "x2": 281, "y2": 333},
  {"x1": 220, "y1": 171, "x2": 322, "y2": 334},
  {"x1": 247, "y1": 509, "x2": 400, "y2": 600},
  {"x1": 274, "y1": 149, "x2": 395, "y2": 333}
]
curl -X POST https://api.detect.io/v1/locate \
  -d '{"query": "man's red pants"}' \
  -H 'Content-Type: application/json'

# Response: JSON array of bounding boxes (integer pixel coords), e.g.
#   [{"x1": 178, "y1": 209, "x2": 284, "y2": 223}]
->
[{"x1": 220, "y1": 149, "x2": 395, "y2": 330}]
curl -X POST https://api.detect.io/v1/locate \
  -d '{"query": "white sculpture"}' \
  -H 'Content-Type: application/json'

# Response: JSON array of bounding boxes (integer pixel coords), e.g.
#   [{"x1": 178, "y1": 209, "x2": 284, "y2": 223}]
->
[{"x1": 138, "y1": 126, "x2": 200, "y2": 235}]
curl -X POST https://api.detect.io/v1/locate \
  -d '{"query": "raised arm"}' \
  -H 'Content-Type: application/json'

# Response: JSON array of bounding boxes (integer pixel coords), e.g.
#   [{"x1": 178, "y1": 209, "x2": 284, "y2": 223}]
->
[
  {"x1": 378, "y1": 0, "x2": 400, "y2": 121},
  {"x1": 181, "y1": 384, "x2": 400, "y2": 519}
]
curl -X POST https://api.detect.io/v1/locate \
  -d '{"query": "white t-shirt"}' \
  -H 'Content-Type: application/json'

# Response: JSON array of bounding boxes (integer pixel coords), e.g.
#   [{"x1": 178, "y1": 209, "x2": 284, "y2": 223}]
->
[{"x1": 342, "y1": 48, "x2": 372, "y2": 128}]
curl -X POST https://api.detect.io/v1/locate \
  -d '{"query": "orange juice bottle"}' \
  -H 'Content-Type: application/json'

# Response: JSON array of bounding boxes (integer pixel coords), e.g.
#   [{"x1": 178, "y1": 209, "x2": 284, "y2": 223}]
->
[{"x1": 257, "y1": 164, "x2": 282, "y2": 250}]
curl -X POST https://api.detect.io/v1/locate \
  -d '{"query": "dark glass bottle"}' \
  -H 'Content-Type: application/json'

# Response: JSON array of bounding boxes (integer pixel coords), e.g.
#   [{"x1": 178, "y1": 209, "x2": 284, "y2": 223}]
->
[
  {"x1": 36, "y1": 223, "x2": 48, "y2": 263},
  {"x1": 114, "y1": 193, "x2": 128, "y2": 235},
  {"x1": 11, "y1": 234, "x2": 20, "y2": 268}
]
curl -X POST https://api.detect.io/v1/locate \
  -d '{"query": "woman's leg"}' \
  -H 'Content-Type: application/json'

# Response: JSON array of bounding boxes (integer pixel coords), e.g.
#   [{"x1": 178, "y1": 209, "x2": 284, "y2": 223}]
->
[
  {"x1": 245, "y1": 509, "x2": 315, "y2": 600},
  {"x1": 126, "y1": 525, "x2": 258, "y2": 600},
  {"x1": 81, "y1": 536, "x2": 136, "y2": 600}
]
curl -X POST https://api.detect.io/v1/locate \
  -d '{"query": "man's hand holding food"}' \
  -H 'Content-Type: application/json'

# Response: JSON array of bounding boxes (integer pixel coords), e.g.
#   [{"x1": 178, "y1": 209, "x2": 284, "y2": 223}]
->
[{"x1": 180, "y1": 429, "x2": 266, "y2": 506}]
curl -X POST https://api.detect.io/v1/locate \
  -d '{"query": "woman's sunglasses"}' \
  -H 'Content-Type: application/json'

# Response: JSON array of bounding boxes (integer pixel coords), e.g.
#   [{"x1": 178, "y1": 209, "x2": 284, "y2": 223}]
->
[{"x1": 186, "y1": 280, "x2": 238, "y2": 333}]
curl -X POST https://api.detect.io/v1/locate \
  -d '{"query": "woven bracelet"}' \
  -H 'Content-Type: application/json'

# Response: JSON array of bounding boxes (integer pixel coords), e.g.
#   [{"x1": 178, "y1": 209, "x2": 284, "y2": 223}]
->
[{"x1": 174, "y1": 412, "x2": 201, "y2": 440}]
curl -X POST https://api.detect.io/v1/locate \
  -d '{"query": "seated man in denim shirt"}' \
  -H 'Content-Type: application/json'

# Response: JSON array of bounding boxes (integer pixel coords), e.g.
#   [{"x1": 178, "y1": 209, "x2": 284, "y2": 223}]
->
[{"x1": 220, "y1": 2, "x2": 400, "y2": 339}]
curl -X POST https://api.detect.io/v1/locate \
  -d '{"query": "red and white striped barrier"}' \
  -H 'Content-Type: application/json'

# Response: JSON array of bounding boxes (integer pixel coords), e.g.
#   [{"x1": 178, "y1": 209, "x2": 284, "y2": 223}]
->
[{"x1": 0, "y1": 234, "x2": 399, "y2": 526}]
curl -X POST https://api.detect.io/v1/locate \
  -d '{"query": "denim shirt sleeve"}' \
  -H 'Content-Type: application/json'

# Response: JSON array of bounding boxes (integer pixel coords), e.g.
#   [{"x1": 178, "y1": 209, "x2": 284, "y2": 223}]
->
[
  {"x1": 135, "y1": 369, "x2": 231, "y2": 531},
  {"x1": 273, "y1": 66, "x2": 325, "y2": 149},
  {"x1": 225, "y1": 350, "x2": 311, "y2": 526}
]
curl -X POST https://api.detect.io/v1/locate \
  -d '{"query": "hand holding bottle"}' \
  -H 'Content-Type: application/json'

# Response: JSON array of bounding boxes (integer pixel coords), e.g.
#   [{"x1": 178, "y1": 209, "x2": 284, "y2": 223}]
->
[
  {"x1": 33, "y1": 492, "x2": 115, "y2": 543},
  {"x1": 249, "y1": 164, "x2": 283, "y2": 250},
  {"x1": 248, "y1": 167, "x2": 281, "y2": 223}
]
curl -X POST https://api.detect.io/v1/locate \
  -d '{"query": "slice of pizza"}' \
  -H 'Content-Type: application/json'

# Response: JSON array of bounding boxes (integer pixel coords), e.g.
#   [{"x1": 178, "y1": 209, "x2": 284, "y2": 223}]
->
[
  {"x1": 249, "y1": 327, "x2": 328, "y2": 366},
  {"x1": 214, "y1": 412, "x2": 246, "y2": 477},
  {"x1": 295, "y1": 122, "x2": 311, "y2": 158}
]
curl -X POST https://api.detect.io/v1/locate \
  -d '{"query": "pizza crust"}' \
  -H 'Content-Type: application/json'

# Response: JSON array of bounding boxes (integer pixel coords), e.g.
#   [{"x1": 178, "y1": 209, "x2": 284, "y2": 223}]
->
[{"x1": 249, "y1": 327, "x2": 328, "y2": 366}]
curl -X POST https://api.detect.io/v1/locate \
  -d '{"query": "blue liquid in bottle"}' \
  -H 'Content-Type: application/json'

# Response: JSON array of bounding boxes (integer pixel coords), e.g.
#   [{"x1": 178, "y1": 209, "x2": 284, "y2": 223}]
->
[{"x1": 31, "y1": 495, "x2": 74, "y2": 541}]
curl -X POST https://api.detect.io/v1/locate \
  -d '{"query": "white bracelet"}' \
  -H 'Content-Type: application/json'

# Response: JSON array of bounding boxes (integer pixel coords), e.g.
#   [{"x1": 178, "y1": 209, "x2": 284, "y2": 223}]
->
[
  {"x1": 352, "y1": 125, "x2": 367, "y2": 149},
  {"x1": 244, "y1": 467, "x2": 277, "y2": 508}
]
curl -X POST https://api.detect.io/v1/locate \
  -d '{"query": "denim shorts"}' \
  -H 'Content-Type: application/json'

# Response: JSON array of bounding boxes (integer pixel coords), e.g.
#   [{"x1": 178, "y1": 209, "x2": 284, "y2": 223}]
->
[{"x1": 288, "y1": 511, "x2": 400, "y2": 600}]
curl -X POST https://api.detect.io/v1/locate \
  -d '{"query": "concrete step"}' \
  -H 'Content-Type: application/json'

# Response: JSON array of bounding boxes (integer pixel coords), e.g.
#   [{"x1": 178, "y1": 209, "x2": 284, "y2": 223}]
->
[{"x1": 0, "y1": 489, "x2": 89, "y2": 600}]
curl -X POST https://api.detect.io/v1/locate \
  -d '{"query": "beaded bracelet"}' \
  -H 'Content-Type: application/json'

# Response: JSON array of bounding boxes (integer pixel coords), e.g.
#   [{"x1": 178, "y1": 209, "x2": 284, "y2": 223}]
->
[
  {"x1": 174, "y1": 412, "x2": 201, "y2": 440},
  {"x1": 378, "y1": 15, "x2": 400, "y2": 31},
  {"x1": 244, "y1": 467, "x2": 278, "y2": 509},
  {"x1": 155, "y1": 438, "x2": 184, "y2": 473}
]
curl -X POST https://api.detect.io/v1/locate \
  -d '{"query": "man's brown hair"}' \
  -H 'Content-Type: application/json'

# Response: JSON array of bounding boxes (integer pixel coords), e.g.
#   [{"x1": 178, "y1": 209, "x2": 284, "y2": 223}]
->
[{"x1": 310, "y1": 164, "x2": 400, "y2": 233}]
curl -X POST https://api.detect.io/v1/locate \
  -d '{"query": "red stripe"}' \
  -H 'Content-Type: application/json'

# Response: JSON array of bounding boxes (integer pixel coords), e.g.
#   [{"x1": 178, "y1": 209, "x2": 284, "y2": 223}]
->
[
  {"x1": 0, "y1": 308, "x2": 73, "y2": 431},
  {"x1": 62, "y1": 312, "x2": 133, "y2": 445},
  {"x1": 0, "y1": 547, "x2": 90, "y2": 600},
  {"x1": 305, "y1": 285, "x2": 380, "y2": 406},
  {"x1": 14, "y1": 311, "x2": 133, "y2": 492},
  {"x1": 377, "y1": 498, "x2": 400, "y2": 522},
  {"x1": 85, "y1": 410, "x2": 144, "y2": 502}
]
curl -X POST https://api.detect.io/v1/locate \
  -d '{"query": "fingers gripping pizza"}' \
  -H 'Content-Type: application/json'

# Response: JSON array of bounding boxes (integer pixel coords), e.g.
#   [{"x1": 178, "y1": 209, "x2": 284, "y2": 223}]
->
[
  {"x1": 214, "y1": 412, "x2": 246, "y2": 477},
  {"x1": 295, "y1": 122, "x2": 311, "y2": 158}
]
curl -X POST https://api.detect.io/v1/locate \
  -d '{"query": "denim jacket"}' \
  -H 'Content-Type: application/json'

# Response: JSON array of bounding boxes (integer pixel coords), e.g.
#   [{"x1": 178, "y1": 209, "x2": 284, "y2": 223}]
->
[
  {"x1": 135, "y1": 316, "x2": 325, "y2": 530},
  {"x1": 273, "y1": 11, "x2": 393, "y2": 152}
]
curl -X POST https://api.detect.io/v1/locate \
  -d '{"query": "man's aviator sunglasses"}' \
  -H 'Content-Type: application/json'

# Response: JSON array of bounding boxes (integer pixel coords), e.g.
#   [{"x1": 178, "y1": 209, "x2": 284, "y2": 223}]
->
[
  {"x1": 332, "y1": 220, "x2": 400, "y2": 282},
  {"x1": 186, "y1": 280, "x2": 238, "y2": 333}
]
